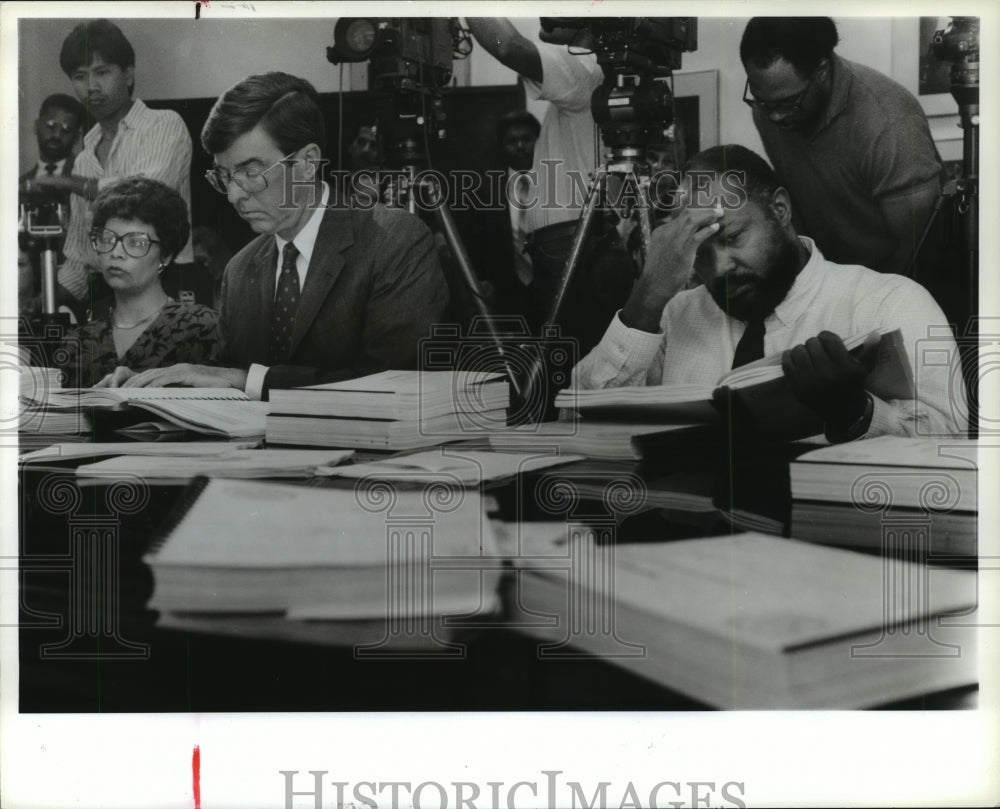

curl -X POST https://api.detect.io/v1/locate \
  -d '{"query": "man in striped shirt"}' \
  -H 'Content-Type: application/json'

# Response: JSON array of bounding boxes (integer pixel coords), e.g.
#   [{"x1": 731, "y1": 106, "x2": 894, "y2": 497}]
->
[{"x1": 33, "y1": 19, "x2": 194, "y2": 306}]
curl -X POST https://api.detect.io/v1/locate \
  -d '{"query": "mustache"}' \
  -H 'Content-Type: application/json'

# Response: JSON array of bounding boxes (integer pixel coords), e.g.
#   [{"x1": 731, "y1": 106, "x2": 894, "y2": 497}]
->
[{"x1": 711, "y1": 273, "x2": 759, "y2": 293}]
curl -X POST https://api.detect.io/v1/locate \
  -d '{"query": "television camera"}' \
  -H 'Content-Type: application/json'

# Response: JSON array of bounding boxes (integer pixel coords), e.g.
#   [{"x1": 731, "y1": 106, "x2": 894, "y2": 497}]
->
[
  {"x1": 523, "y1": 17, "x2": 697, "y2": 412},
  {"x1": 327, "y1": 18, "x2": 525, "y2": 398},
  {"x1": 327, "y1": 18, "x2": 469, "y2": 173}
]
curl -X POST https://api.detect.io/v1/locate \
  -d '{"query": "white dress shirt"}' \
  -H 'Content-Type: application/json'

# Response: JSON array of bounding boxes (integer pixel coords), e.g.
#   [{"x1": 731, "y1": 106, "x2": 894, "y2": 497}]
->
[
  {"x1": 522, "y1": 43, "x2": 603, "y2": 234},
  {"x1": 34, "y1": 158, "x2": 68, "y2": 175},
  {"x1": 572, "y1": 238, "x2": 966, "y2": 438}
]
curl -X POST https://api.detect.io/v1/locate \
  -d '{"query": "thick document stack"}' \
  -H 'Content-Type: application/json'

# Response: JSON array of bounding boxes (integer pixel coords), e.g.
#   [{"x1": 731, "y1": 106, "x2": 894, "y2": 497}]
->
[
  {"x1": 17, "y1": 366, "x2": 91, "y2": 445},
  {"x1": 23, "y1": 386, "x2": 268, "y2": 439},
  {"x1": 555, "y1": 328, "x2": 911, "y2": 440},
  {"x1": 488, "y1": 421, "x2": 714, "y2": 462},
  {"x1": 145, "y1": 477, "x2": 502, "y2": 623},
  {"x1": 266, "y1": 370, "x2": 509, "y2": 449},
  {"x1": 19, "y1": 366, "x2": 63, "y2": 395},
  {"x1": 516, "y1": 531, "x2": 977, "y2": 708},
  {"x1": 790, "y1": 436, "x2": 978, "y2": 556}
]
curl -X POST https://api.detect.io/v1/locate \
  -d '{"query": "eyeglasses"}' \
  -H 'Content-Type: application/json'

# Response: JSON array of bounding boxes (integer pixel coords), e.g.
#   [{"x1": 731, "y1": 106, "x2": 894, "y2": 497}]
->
[
  {"x1": 204, "y1": 150, "x2": 299, "y2": 195},
  {"x1": 742, "y1": 76, "x2": 814, "y2": 115},
  {"x1": 40, "y1": 120, "x2": 76, "y2": 135},
  {"x1": 89, "y1": 228, "x2": 161, "y2": 258}
]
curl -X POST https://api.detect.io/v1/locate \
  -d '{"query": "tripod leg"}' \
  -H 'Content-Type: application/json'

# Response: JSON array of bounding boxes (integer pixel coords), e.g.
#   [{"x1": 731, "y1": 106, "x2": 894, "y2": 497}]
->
[
  {"x1": 425, "y1": 177, "x2": 525, "y2": 400},
  {"x1": 40, "y1": 247, "x2": 59, "y2": 315},
  {"x1": 542, "y1": 170, "x2": 605, "y2": 329},
  {"x1": 634, "y1": 173, "x2": 655, "y2": 272}
]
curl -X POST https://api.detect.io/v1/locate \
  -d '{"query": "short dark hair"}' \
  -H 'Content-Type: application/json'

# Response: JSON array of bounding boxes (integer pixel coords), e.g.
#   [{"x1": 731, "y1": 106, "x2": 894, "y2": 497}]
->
[
  {"x1": 38, "y1": 93, "x2": 85, "y2": 128},
  {"x1": 684, "y1": 144, "x2": 781, "y2": 206},
  {"x1": 496, "y1": 110, "x2": 541, "y2": 144},
  {"x1": 91, "y1": 177, "x2": 190, "y2": 263},
  {"x1": 59, "y1": 19, "x2": 136, "y2": 80},
  {"x1": 739, "y1": 17, "x2": 839, "y2": 76},
  {"x1": 201, "y1": 72, "x2": 326, "y2": 156}
]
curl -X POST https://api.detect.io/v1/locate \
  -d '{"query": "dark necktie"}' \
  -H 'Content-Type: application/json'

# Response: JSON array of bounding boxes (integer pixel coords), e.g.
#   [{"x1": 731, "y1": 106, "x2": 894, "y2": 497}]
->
[
  {"x1": 44, "y1": 163, "x2": 57, "y2": 175},
  {"x1": 269, "y1": 242, "x2": 301, "y2": 364},
  {"x1": 731, "y1": 319, "x2": 766, "y2": 369}
]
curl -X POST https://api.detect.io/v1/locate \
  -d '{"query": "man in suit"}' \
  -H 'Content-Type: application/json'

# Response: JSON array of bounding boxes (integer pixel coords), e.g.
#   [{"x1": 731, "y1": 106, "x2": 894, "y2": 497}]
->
[
  {"x1": 104, "y1": 72, "x2": 448, "y2": 397},
  {"x1": 20, "y1": 93, "x2": 84, "y2": 189},
  {"x1": 463, "y1": 111, "x2": 540, "y2": 323},
  {"x1": 19, "y1": 93, "x2": 84, "y2": 240},
  {"x1": 19, "y1": 93, "x2": 86, "y2": 314}
]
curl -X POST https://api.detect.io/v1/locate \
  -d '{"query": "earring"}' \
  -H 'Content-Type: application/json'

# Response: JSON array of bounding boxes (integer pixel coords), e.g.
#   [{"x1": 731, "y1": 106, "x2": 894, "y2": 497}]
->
[{"x1": 158, "y1": 263, "x2": 166, "y2": 274}]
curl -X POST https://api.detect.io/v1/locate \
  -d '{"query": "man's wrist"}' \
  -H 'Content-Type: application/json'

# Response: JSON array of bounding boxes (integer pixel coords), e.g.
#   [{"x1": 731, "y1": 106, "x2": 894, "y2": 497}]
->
[
  {"x1": 619, "y1": 278, "x2": 672, "y2": 333},
  {"x1": 825, "y1": 391, "x2": 874, "y2": 443},
  {"x1": 619, "y1": 298, "x2": 663, "y2": 333}
]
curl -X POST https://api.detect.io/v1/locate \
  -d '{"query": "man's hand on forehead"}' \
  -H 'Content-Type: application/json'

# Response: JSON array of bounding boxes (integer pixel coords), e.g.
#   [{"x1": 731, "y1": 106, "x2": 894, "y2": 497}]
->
[{"x1": 672, "y1": 190, "x2": 725, "y2": 221}]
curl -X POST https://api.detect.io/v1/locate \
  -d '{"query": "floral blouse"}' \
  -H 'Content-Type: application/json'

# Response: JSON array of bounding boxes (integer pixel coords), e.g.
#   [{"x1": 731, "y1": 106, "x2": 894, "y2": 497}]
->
[{"x1": 56, "y1": 300, "x2": 223, "y2": 387}]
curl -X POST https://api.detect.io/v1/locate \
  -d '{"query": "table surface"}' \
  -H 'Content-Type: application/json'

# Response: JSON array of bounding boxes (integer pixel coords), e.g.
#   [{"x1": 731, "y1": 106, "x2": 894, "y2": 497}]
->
[{"x1": 15, "y1": 432, "x2": 979, "y2": 713}]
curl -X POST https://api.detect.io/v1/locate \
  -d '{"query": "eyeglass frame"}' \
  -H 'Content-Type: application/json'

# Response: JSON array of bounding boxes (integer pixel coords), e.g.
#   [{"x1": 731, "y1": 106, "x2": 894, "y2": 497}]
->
[
  {"x1": 742, "y1": 67, "x2": 822, "y2": 115},
  {"x1": 89, "y1": 227, "x2": 162, "y2": 258},
  {"x1": 204, "y1": 149, "x2": 300, "y2": 195},
  {"x1": 38, "y1": 119, "x2": 77, "y2": 135}
]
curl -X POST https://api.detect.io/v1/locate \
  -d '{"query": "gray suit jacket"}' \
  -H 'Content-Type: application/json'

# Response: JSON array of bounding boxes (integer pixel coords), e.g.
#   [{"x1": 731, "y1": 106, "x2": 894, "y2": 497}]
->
[{"x1": 218, "y1": 203, "x2": 448, "y2": 394}]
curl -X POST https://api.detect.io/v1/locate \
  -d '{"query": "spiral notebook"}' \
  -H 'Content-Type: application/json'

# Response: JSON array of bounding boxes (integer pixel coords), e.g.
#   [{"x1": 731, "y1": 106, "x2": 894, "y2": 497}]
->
[{"x1": 24, "y1": 387, "x2": 268, "y2": 439}]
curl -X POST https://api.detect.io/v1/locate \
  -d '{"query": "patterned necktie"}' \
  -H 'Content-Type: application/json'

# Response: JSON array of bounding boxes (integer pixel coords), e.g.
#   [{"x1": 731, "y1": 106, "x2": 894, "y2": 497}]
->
[
  {"x1": 269, "y1": 242, "x2": 301, "y2": 364},
  {"x1": 44, "y1": 163, "x2": 57, "y2": 175},
  {"x1": 731, "y1": 319, "x2": 766, "y2": 369}
]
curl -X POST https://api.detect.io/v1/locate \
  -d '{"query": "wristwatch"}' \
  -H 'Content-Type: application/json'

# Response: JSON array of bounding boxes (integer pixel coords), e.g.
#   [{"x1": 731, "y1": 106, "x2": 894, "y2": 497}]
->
[{"x1": 825, "y1": 392, "x2": 874, "y2": 443}]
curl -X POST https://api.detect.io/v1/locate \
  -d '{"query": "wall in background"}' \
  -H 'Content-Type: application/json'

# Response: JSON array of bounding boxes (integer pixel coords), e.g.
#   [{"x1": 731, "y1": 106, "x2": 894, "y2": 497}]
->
[{"x1": 18, "y1": 15, "x2": 957, "y2": 173}]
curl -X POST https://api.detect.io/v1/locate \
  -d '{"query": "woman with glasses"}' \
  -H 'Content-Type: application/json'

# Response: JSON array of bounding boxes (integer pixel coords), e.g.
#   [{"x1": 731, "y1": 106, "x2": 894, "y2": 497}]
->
[{"x1": 56, "y1": 177, "x2": 222, "y2": 387}]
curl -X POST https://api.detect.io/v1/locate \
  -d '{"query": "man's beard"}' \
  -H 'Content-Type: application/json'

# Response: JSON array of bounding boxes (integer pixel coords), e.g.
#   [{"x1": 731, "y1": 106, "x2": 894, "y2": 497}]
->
[{"x1": 706, "y1": 235, "x2": 802, "y2": 323}]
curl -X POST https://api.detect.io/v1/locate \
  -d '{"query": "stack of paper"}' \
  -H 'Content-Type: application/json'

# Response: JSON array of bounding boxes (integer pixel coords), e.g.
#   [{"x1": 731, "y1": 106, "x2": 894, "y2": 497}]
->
[
  {"x1": 316, "y1": 448, "x2": 584, "y2": 486},
  {"x1": 488, "y1": 421, "x2": 708, "y2": 461},
  {"x1": 266, "y1": 370, "x2": 510, "y2": 450},
  {"x1": 19, "y1": 441, "x2": 259, "y2": 466},
  {"x1": 516, "y1": 531, "x2": 977, "y2": 708},
  {"x1": 22, "y1": 387, "x2": 268, "y2": 439},
  {"x1": 790, "y1": 436, "x2": 978, "y2": 556},
  {"x1": 145, "y1": 478, "x2": 503, "y2": 620},
  {"x1": 75, "y1": 448, "x2": 354, "y2": 483}
]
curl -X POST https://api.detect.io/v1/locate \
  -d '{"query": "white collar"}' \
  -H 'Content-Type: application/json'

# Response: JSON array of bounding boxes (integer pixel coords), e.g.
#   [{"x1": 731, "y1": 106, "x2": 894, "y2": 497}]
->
[
  {"x1": 274, "y1": 181, "x2": 330, "y2": 267},
  {"x1": 770, "y1": 236, "x2": 825, "y2": 329},
  {"x1": 36, "y1": 158, "x2": 67, "y2": 173}
]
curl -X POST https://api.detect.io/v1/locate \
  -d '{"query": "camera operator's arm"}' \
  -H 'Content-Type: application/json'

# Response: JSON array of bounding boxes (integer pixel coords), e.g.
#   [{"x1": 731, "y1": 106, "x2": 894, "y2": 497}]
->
[
  {"x1": 572, "y1": 208, "x2": 722, "y2": 390},
  {"x1": 465, "y1": 18, "x2": 542, "y2": 82}
]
